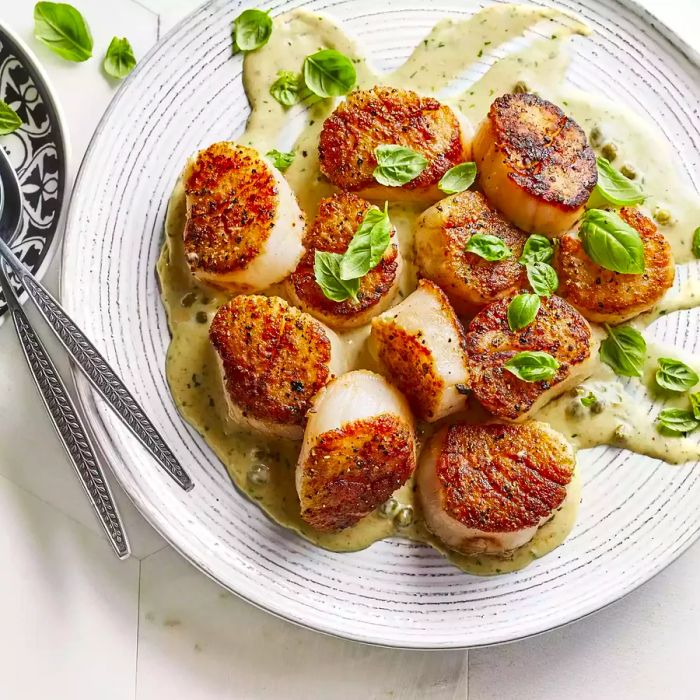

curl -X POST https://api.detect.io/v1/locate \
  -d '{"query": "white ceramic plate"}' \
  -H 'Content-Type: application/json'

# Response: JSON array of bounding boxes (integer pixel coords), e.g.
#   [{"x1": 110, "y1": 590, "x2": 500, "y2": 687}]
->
[{"x1": 62, "y1": 0, "x2": 700, "y2": 648}]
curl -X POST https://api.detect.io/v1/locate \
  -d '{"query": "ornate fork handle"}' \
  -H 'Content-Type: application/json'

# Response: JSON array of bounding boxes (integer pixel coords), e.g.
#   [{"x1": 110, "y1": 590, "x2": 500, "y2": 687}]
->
[
  {"x1": 0, "y1": 238, "x2": 193, "y2": 492},
  {"x1": 0, "y1": 269, "x2": 130, "y2": 558}
]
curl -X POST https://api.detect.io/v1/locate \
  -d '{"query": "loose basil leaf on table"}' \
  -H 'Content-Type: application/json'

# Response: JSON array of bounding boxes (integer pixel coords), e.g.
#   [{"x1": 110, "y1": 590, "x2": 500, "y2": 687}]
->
[
  {"x1": 507, "y1": 293, "x2": 540, "y2": 331},
  {"x1": 340, "y1": 204, "x2": 392, "y2": 280},
  {"x1": 579, "y1": 209, "x2": 645, "y2": 274},
  {"x1": 692, "y1": 227, "x2": 700, "y2": 259},
  {"x1": 438, "y1": 162, "x2": 477, "y2": 195},
  {"x1": 34, "y1": 1, "x2": 93, "y2": 62},
  {"x1": 103, "y1": 37, "x2": 136, "y2": 79},
  {"x1": 269, "y1": 70, "x2": 302, "y2": 107},
  {"x1": 690, "y1": 392, "x2": 700, "y2": 420},
  {"x1": 519, "y1": 233, "x2": 554, "y2": 264},
  {"x1": 373, "y1": 145, "x2": 427, "y2": 187},
  {"x1": 303, "y1": 49, "x2": 356, "y2": 98},
  {"x1": 655, "y1": 358, "x2": 699, "y2": 393},
  {"x1": 465, "y1": 233, "x2": 512, "y2": 262},
  {"x1": 232, "y1": 8, "x2": 272, "y2": 52},
  {"x1": 594, "y1": 156, "x2": 645, "y2": 206},
  {"x1": 599, "y1": 324, "x2": 646, "y2": 377},
  {"x1": 504, "y1": 351, "x2": 559, "y2": 382},
  {"x1": 314, "y1": 251, "x2": 359, "y2": 302},
  {"x1": 526, "y1": 261, "x2": 558, "y2": 296},
  {"x1": 0, "y1": 101, "x2": 22, "y2": 135},
  {"x1": 656, "y1": 408, "x2": 700, "y2": 435},
  {"x1": 266, "y1": 149, "x2": 295, "y2": 171}
]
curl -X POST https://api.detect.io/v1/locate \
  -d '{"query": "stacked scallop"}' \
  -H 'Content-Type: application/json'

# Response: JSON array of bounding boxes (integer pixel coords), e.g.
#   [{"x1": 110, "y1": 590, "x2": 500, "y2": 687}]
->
[{"x1": 181, "y1": 87, "x2": 674, "y2": 557}]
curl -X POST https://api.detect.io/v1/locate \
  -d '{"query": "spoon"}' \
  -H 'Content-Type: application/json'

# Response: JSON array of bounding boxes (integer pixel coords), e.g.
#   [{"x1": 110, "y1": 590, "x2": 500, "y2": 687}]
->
[{"x1": 0, "y1": 146, "x2": 193, "y2": 492}]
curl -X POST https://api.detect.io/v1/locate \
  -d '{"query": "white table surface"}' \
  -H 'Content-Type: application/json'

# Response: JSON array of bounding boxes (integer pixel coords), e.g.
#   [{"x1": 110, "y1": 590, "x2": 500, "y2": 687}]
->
[{"x1": 0, "y1": 1, "x2": 698, "y2": 698}]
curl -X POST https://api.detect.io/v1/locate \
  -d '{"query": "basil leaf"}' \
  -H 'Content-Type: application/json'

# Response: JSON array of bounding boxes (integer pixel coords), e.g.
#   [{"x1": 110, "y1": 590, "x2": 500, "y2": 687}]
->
[
  {"x1": 465, "y1": 233, "x2": 512, "y2": 261},
  {"x1": 103, "y1": 37, "x2": 136, "y2": 79},
  {"x1": 314, "y1": 251, "x2": 359, "y2": 302},
  {"x1": 303, "y1": 49, "x2": 356, "y2": 98},
  {"x1": 656, "y1": 408, "x2": 700, "y2": 435},
  {"x1": 0, "y1": 101, "x2": 22, "y2": 135},
  {"x1": 269, "y1": 70, "x2": 302, "y2": 107},
  {"x1": 599, "y1": 324, "x2": 646, "y2": 377},
  {"x1": 519, "y1": 233, "x2": 554, "y2": 264},
  {"x1": 438, "y1": 162, "x2": 477, "y2": 195},
  {"x1": 526, "y1": 261, "x2": 558, "y2": 296},
  {"x1": 579, "y1": 209, "x2": 645, "y2": 274},
  {"x1": 655, "y1": 357, "x2": 699, "y2": 392},
  {"x1": 373, "y1": 144, "x2": 427, "y2": 187},
  {"x1": 266, "y1": 149, "x2": 295, "y2": 171},
  {"x1": 580, "y1": 391, "x2": 597, "y2": 407},
  {"x1": 594, "y1": 157, "x2": 645, "y2": 206},
  {"x1": 34, "y1": 2, "x2": 93, "y2": 62},
  {"x1": 340, "y1": 204, "x2": 392, "y2": 280},
  {"x1": 507, "y1": 293, "x2": 540, "y2": 331},
  {"x1": 232, "y1": 9, "x2": 272, "y2": 52},
  {"x1": 690, "y1": 392, "x2": 700, "y2": 420},
  {"x1": 504, "y1": 351, "x2": 560, "y2": 382},
  {"x1": 692, "y1": 227, "x2": 700, "y2": 259}
]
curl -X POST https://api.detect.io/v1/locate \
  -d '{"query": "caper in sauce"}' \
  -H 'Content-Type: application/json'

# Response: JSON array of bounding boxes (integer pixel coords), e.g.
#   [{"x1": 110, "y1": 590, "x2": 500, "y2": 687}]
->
[
  {"x1": 620, "y1": 164, "x2": 636, "y2": 180},
  {"x1": 195, "y1": 310, "x2": 209, "y2": 324},
  {"x1": 589, "y1": 126, "x2": 603, "y2": 147},
  {"x1": 394, "y1": 506, "x2": 414, "y2": 528},
  {"x1": 601, "y1": 142, "x2": 618, "y2": 161}
]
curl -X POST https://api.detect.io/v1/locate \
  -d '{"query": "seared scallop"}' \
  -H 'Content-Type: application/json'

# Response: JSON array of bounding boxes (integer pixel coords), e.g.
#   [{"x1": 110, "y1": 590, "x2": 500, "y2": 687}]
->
[
  {"x1": 414, "y1": 190, "x2": 529, "y2": 314},
  {"x1": 183, "y1": 142, "x2": 305, "y2": 291},
  {"x1": 285, "y1": 193, "x2": 401, "y2": 330},
  {"x1": 418, "y1": 422, "x2": 575, "y2": 555},
  {"x1": 318, "y1": 86, "x2": 473, "y2": 203},
  {"x1": 370, "y1": 280, "x2": 469, "y2": 422},
  {"x1": 296, "y1": 370, "x2": 416, "y2": 532},
  {"x1": 209, "y1": 295, "x2": 347, "y2": 440},
  {"x1": 473, "y1": 93, "x2": 597, "y2": 237},
  {"x1": 556, "y1": 207, "x2": 675, "y2": 325},
  {"x1": 465, "y1": 294, "x2": 596, "y2": 421}
]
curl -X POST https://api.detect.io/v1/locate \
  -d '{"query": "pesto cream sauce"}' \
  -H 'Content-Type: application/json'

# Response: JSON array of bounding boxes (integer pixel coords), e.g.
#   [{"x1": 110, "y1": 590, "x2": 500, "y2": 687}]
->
[{"x1": 158, "y1": 4, "x2": 700, "y2": 575}]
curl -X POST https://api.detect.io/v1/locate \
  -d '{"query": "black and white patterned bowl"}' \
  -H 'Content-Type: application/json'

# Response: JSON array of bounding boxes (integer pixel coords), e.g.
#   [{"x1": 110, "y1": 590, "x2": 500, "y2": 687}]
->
[
  {"x1": 0, "y1": 23, "x2": 67, "y2": 322},
  {"x1": 62, "y1": 0, "x2": 700, "y2": 648}
]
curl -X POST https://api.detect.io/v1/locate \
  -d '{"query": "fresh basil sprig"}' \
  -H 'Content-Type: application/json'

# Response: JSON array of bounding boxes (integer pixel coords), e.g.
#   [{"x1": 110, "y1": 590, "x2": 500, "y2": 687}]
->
[
  {"x1": 34, "y1": 2, "x2": 93, "y2": 62},
  {"x1": 465, "y1": 233, "x2": 512, "y2": 262},
  {"x1": 507, "y1": 293, "x2": 540, "y2": 331},
  {"x1": 579, "y1": 209, "x2": 645, "y2": 274},
  {"x1": 438, "y1": 162, "x2": 477, "y2": 195},
  {"x1": 526, "y1": 261, "x2": 558, "y2": 297},
  {"x1": 656, "y1": 408, "x2": 700, "y2": 436},
  {"x1": 232, "y1": 9, "x2": 272, "y2": 52},
  {"x1": 339, "y1": 204, "x2": 391, "y2": 280},
  {"x1": 0, "y1": 101, "x2": 22, "y2": 135},
  {"x1": 690, "y1": 392, "x2": 700, "y2": 420},
  {"x1": 266, "y1": 149, "x2": 295, "y2": 171},
  {"x1": 269, "y1": 70, "x2": 302, "y2": 107},
  {"x1": 504, "y1": 351, "x2": 560, "y2": 382},
  {"x1": 519, "y1": 234, "x2": 554, "y2": 264},
  {"x1": 599, "y1": 324, "x2": 646, "y2": 377},
  {"x1": 594, "y1": 157, "x2": 645, "y2": 206},
  {"x1": 655, "y1": 358, "x2": 699, "y2": 393},
  {"x1": 103, "y1": 37, "x2": 136, "y2": 79},
  {"x1": 692, "y1": 227, "x2": 700, "y2": 259},
  {"x1": 314, "y1": 251, "x2": 359, "y2": 302},
  {"x1": 303, "y1": 49, "x2": 356, "y2": 98},
  {"x1": 373, "y1": 145, "x2": 427, "y2": 187}
]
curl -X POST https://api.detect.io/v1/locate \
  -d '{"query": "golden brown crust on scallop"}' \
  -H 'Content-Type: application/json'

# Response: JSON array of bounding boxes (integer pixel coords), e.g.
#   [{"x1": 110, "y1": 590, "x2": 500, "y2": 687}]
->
[
  {"x1": 371, "y1": 280, "x2": 467, "y2": 420},
  {"x1": 209, "y1": 295, "x2": 332, "y2": 428},
  {"x1": 465, "y1": 294, "x2": 592, "y2": 421},
  {"x1": 432, "y1": 423, "x2": 573, "y2": 533},
  {"x1": 416, "y1": 191, "x2": 529, "y2": 313},
  {"x1": 184, "y1": 143, "x2": 279, "y2": 275},
  {"x1": 298, "y1": 414, "x2": 416, "y2": 532},
  {"x1": 482, "y1": 93, "x2": 596, "y2": 210},
  {"x1": 318, "y1": 86, "x2": 465, "y2": 192},
  {"x1": 556, "y1": 207, "x2": 675, "y2": 324},
  {"x1": 287, "y1": 193, "x2": 399, "y2": 325}
]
